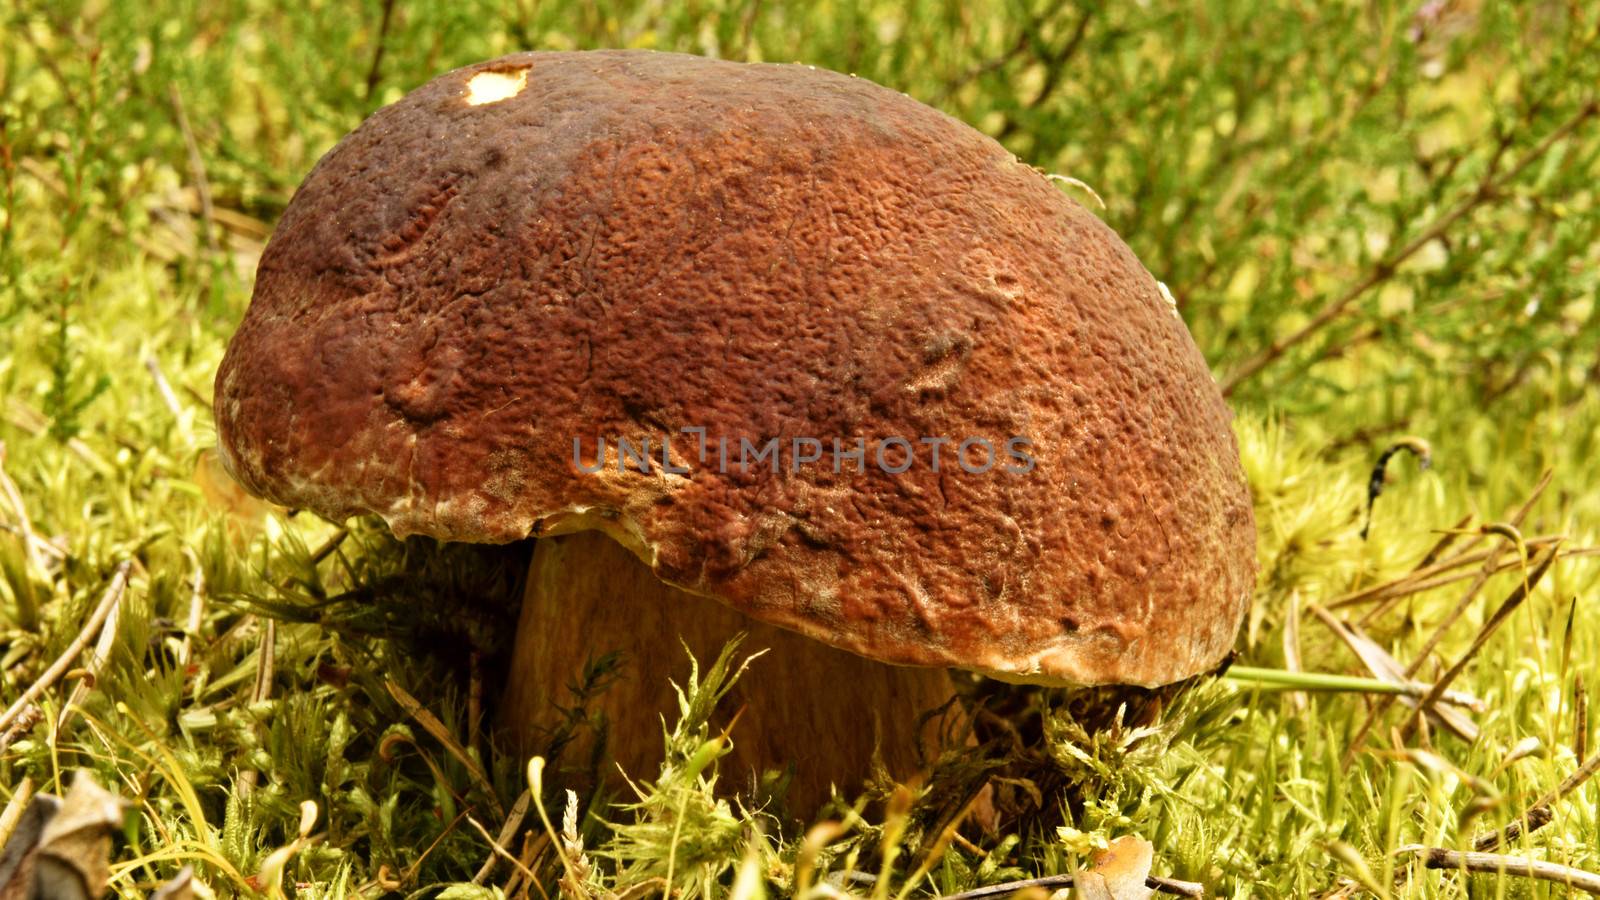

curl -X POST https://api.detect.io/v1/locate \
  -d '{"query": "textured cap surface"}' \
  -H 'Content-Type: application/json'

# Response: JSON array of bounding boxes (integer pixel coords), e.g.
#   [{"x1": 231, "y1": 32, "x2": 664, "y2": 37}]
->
[{"x1": 214, "y1": 50, "x2": 1255, "y2": 687}]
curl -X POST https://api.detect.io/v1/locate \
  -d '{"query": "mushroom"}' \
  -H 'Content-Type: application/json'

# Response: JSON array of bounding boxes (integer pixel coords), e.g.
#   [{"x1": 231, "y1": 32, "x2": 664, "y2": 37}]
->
[{"x1": 214, "y1": 50, "x2": 1255, "y2": 815}]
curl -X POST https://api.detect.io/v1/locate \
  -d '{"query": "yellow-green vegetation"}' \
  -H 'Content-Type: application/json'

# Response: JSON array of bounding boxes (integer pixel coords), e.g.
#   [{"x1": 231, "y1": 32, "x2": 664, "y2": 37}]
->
[{"x1": 2, "y1": 1, "x2": 1599, "y2": 897}]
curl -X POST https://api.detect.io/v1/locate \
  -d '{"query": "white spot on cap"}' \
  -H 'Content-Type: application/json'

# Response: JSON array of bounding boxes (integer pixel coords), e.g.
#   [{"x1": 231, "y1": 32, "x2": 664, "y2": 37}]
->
[
  {"x1": 465, "y1": 69, "x2": 528, "y2": 106},
  {"x1": 1157, "y1": 281, "x2": 1181, "y2": 319}
]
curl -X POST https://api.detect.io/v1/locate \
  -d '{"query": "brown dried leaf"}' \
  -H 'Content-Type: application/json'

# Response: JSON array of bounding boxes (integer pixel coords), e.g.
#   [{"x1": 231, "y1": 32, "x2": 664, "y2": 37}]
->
[
  {"x1": 0, "y1": 772, "x2": 125, "y2": 900},
  {"x1": 193, "y1": 448, "x2": 277, "y2": 540},
  {"x1": 1075, "y1": 835, "x2": 1155, "y2": 900},
  {"x1": 0, "y1": 795, "x2": 62, "y2": 900}
]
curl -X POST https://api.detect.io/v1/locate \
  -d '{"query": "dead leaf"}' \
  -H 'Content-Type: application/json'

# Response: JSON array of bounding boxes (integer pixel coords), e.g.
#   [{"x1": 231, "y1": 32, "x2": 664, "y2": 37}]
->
[
  {"x1": 193, "y1": 448, "x2": 278, "y2": 541},
  {"x1": 1310, "y1": 604, "x2": 1479, "y2": 741},
  {"x1": 0, "y1": 771, "x2": 125, "y2": 900},
  {"x1": 0, "y1": 795, "x2": 62, "y2": 900},
  {"x1": 1075, "y1": 835, "x2": 1155, "y2": 900}
]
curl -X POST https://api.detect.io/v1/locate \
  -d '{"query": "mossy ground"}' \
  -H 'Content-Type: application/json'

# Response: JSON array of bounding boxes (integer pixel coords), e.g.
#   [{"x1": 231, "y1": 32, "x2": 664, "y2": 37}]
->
[{"x1": 2, "y1": 1, "x2": 1599, "y2": 897}]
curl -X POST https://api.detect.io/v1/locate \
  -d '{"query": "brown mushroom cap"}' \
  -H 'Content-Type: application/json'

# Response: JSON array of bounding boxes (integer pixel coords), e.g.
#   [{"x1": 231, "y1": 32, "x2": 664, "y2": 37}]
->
[{"x1": 215, "y1": 49, "x2": 1255, "y2": 689}]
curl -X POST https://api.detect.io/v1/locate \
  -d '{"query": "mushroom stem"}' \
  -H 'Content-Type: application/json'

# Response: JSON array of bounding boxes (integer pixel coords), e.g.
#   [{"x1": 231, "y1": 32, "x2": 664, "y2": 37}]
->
[{"x1": 500, "y1": 529, "x2": 958, "y2": 816}]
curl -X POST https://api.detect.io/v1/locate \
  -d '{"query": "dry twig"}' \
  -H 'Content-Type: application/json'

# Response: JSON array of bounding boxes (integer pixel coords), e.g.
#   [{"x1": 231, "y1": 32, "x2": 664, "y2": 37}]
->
[
  {"x1": 472, "y1": 790, "x2": 531, "y2": 885},
  {"x1": 1472, "y1": 750, "x2": 1600, "y2": 852},
  {"x1": 467, "y1": 812, "x2": 540, "y2": 886},
  {"x1": 1402, "y1": 845, "x2": 1600, "y2": 894},
  {"x1": 54, "y1": 571, "x2": 124, "y2": 734},
  {"x1": 168, "y1": 82, "x2": 217, "y2": 256},
  {"x1": 1342, "y1": 473, "x2": 1555, "y2": 764},
  {"x1": 1307, "y1": 603, "x2": 1479, "y2": 743},
  {"x1": 0, "y1": 561, "x2": 131, "y2": 742},
  {"x1": 177, "y1": 548, "x2": 205, "y2": 670},
  {"x1": 386, "y1": 679, "x2": 503, "y2": 817},
  {"x1": 1401, "y1": 545, "x2": 1559, "y2": 740}
]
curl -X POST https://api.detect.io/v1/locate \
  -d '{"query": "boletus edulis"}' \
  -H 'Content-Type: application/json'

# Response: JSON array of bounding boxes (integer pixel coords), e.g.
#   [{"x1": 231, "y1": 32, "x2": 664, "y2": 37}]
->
[{"x1": 214, "y1": 50, "x2": 1256, "y2": 816}]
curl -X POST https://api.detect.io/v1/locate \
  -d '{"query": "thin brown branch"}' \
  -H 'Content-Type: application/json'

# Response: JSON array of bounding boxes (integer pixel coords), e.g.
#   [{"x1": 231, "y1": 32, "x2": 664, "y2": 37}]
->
[
  {"x1": 1309, "y1": 603, "x2": 1478, "y2": 744},
  {"x1": 935, "y1": 27, "x2": 1030, "y2": 105},
  {"x1": 1472, "y1": 749, "x2": 1600, "y2": 852},
  {"x1": 1356, "y1": 544, "x2": 1600, "y2": 621},
  {"x1": 178, "y1": 548, "x2": 205, "y2": 669},
  {"x1": 386, "y1": 679, "x2": 504, "y2": 818},
  {"x1": 0, "y1": 705, "x2": 43, "y2": 752},
  {"x1": 1403, "y1": 845, "x2": 1600, "y2": 894},
  {"x1": 1577, "y1": 674, "x2": 1589, "y2": 762},
  {"x1": 995, "y1": 8, "x2": 1094, "y2": 141},
  {"x1": 1357, "y1": 512, "x2": 1473, "y2": 617},
  {"x1": 168, "y1": 83, "x2": 217, "y2": 256},
  {"x1": 1343, "y1": 508, "x2": 1558, "y2": 764},
  {"x1": 1405, "y1": 545, "x2": 1557, "y2": 729},
  {"x1": 1329, "y1": 536, "x2": 1560, "y2": 612},
  {"x1": 363, "y1": 0, "x2": 399, "y2": 102},
  {"x1": 54, "y1": 569, "x2": 124, "y2": 734},
  {"x1": 1344, "y1": 554, "x2": 1504, "y2": 762},
  {"x1": 237, "y1": 617, "x2": 277, "y2": 793},
  {"x1": 1354, "y1": 471, "x2": 1555, "y2": 628},
  {"x1": 1221, "y1": 100, "x2": 1600, "y2": 396},
  {"x1": 472, "y1": 790, "x2": 531, "y2": 885},
  {"x1": 1378, "y1": 535, "x2": 1514, "y2": 675},
  {"x1": 0, "y1": 561, "x2": 131, "y2": 737},
  {"x1": 467, "y1": 813, "x2": 540, "y2": 885}
]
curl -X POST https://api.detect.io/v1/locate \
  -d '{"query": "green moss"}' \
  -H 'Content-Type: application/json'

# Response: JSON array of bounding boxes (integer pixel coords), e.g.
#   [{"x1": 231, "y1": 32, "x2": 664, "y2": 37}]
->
[{"x1": 1, "y1": 0, "x2": 1598, "y2": 896}]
